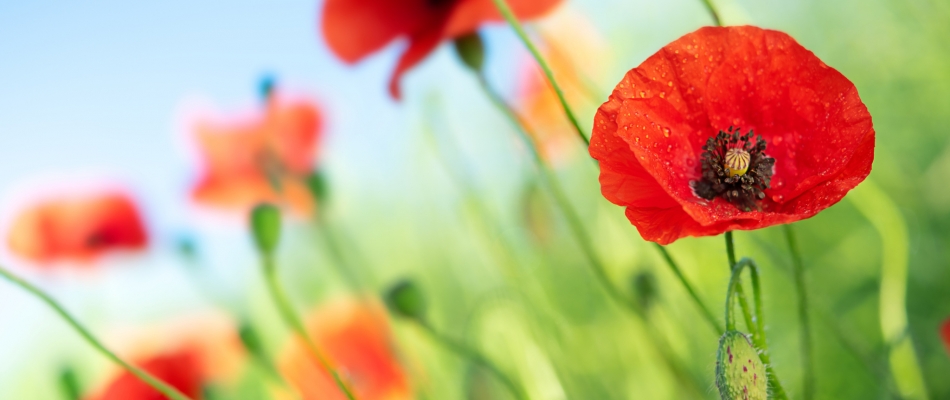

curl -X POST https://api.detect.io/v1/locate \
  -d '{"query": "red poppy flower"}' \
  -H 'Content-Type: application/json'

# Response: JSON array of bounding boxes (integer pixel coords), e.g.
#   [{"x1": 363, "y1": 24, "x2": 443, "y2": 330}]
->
[
  {"x1": 192, "y1": 94, "x2": 321, "y2": 215},
  {"x1": 589, "y1": 26, "x2": 874, "y2": 244},
  {"x1": 321, "y1": 0, "x2": 563, "y2": 98},
  {"x1": 281, "y1": 298, "x2": 411, "y2": 400},
  {"x1": 941, "y1": 318, "x2": 950, "y2": 356},
  {"x1": 89, "y1": 350, "x2": 204, "y2": 400},
  {"x1": 87, "y1": 313, "x2": 244, "y2": 400},
  {"x1": 7, "y1": 193, "x2": 148, "y2": 264}
]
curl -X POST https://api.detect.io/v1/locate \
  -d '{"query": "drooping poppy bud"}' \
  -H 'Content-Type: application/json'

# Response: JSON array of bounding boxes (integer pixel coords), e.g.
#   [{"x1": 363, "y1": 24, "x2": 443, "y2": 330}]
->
[
  {"x1": 453, "y1": 32, "x2": 485, "y2": 72},
  {"x1": 715, "y1": 330, "x2": 768, "y2": 400},
  {"x1": 384, "y1": 279, "x2": 427, "y2": 321},
  {"x1": 250, "y1": 204, "x2": 282, "y2": 256}
]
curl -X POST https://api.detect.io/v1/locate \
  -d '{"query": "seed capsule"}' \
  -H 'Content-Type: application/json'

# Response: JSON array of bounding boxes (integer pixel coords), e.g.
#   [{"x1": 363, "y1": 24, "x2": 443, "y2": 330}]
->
[
  {"x1": 725, "y1": 148, "x2": 751, "y2": 177},
  {"x1": 715, "y1": 330, "x2": 768, "y2": 400}
]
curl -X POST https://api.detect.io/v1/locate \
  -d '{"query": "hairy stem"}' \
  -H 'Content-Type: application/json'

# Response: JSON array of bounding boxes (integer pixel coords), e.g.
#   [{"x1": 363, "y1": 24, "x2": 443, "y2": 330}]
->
[{"x1": 724, "y1": 234, "x2": 788, "y2": 400}]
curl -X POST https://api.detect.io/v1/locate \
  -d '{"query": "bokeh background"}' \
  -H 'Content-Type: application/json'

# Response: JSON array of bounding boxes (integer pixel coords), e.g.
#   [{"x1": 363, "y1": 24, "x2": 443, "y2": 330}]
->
[{"x1": 1, "y1": 0, "x2": 949, "y2": 398}]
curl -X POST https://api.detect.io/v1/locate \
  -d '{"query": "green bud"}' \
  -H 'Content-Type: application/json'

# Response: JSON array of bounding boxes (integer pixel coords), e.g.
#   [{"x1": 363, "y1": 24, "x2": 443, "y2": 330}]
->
[
  {"x1": 715, "y1": 330, "x2": 768, "y2": 400},
  {"x1": 59, "y1": 366, "x2": 81, "y2": 400},
  {"x1": 250, "y1": 204, "x2": 282, "y2": 256},
  {"x1": 385, "y1": 279, "x2": 426, "y2": 321},
  {"x1": 631, "y1": 270, "x2": 658, "y2": 311},
  {"x1": 306, "y1": 170, "x2": 330, "y2": 205},
  {"x1": 453, "y1": 32, "x2": 485, "y2": 72}
]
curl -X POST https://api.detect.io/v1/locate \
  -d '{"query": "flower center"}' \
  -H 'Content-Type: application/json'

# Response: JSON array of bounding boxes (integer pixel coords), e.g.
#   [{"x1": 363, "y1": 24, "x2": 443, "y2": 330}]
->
[
  {"x1": 724, "y1": 148, "x2": 750, "y2": 177},
  {"x1": 691, "y1": 127, "x2": 775, "y2": 212}
]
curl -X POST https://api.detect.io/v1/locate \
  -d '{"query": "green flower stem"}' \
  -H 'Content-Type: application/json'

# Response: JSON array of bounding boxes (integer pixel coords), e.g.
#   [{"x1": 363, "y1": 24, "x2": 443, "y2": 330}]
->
[
  {"x1": 0, "y1": 265, "x2": 193, "y2": 400},
  {"x1": 723, "y1": 258, "x2": 788, "y2": 400},
  {"x1": 488, "y1": 0, "x2": 589, "y2": 146},
  {"x1": 474, "y1": 77, "x2": 709, "y2": 397},
  {"x1": 700, "y1": 0, "x2": 723, "y2": 26},
  {"x1": 849, "y1": 180, "x2": 930, "y2": 400},
  {"x1": 260, "y1": 256, "x2": 358, "y2": 400},
  {"x1": 653, "y1": 243, "x2": 723, "y2": 334},
  {"x1": 784, "y1": 224, "x2": 815, "y2": 400},
  {"x1": 725, "y1": 232, "x2": 757, "y2": 335},
  {"x1": 417, "y1": 320, "x2": 526, "y2": 400},
  {"x1": 475, "y1": 74, "x2": 611, "y2": 306}
]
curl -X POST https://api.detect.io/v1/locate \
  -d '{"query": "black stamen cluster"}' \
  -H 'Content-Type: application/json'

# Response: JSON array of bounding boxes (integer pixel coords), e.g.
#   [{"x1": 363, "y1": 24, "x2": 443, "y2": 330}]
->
[{"x1": 691, "y1": 127, "x2": 775, "y2": 212}]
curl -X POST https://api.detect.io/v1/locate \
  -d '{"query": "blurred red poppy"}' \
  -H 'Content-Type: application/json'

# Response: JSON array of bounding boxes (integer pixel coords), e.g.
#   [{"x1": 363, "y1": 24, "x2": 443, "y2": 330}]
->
[
  {"x1": 90, "y1": 349, "x2": 204, "y2": 400},
  {"x1": 7, "y1": 193, "x2": 148, "y2": 264},
  {"x1": 590, "y1": 26, "x2": 874, "y2": 244},
  {"x1": 281, "y1": 299, "x2": 411, "y2": 400},
  {"x1": 192, "y1": 95, "x2": 321, "y2": 215},
  {"x1": 87, "y1": 313, "x2": 245, "y2": 400},
  {"x1": 321, "y1": 0, "x2": 563, "y2": 98}
]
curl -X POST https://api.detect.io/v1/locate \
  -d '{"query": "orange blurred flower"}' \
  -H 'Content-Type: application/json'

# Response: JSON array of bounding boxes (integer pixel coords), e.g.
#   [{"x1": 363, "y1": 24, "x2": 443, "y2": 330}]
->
[
  {"x1": 6, "y1": 192, "x2": 147, "y2": 265},
  {"x1": 280, "y1": 299, "x2": 411, "y2": 400},
  {"x1": 191, "y1": 94, "x2": 321, "y2": 215},
  {"x1": 87, "y1": 313, "x2": 244, "y2": 400},
  {"x1": 518, "y1": 10, "x2": 607, "y2": 167}
]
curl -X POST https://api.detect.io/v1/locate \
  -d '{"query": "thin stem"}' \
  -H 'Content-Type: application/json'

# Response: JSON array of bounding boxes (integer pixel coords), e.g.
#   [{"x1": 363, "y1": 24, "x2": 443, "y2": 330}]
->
[
  {"x1": 417, "y1": 321, "x2": 526, "y2": 400},
  {"x1": 724, "y1": 236, "x2": 788, "y2": 400},
  {"x1": 475, "y1": 77, "x2": 709, "y2": 396},
  {"x1": 653, "y1": 243, "x2": 723, "y2": 334},
  {"x1": 475, "y1": 74, "x2": 609, "y2": 305},
  {"x1": 488, "y1": 0, "x2": 589, "y2": 146},
  {"x1": 725, "y1": 232, "x2": 756, "y2": 335},
  {"x1": 260, "y1": 257, "x2": 358, "y2": 400},
  {"x1": 700, "y1": 0, "x2": 723, "y2": 26},
  {"x1": 784, "y1": 224, "x2": 815, "y2": 400},
  {"x1": 0, "y1": 266, "x2": 193, "y2": 400}
]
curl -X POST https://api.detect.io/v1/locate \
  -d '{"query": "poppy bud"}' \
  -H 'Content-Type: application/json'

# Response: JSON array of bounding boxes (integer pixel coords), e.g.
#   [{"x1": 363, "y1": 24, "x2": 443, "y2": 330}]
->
[
  {"x1": 250, "y1": 204, "x2": 282, "y2": 256},
  {"x1": 715, "y1": 330, "x2": 768, "y2": 400},
  {"x1": 453, "y1": 32, "x2": 485, "y2": 72},
  {"x1": 306, "y1": 170, "x2": 330, "y2": 206},
  {"x1": 385, "y1": 279, "x2": 426, "y2": 321},
  {"x1": 59, "y1": 366, "x2": 81, "y2": 400},
  {"x1": 631, "y1": 271, "x2": 658, "y2": 312}
]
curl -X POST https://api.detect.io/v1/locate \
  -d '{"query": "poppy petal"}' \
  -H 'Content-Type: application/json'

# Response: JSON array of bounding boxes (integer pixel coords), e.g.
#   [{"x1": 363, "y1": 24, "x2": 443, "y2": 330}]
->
[
  {"x1": 591, "y1": 26, "x2": 874, "y2": 243},
  {"x1": 446, "y1": 0, "x2": 563, "y2": 37},
  {"x1": 388, "y1": 15, "x2": 451, "y2": 99},
  {"x1": 321, "y1": 0, "x2": 434, "y2": 63}
]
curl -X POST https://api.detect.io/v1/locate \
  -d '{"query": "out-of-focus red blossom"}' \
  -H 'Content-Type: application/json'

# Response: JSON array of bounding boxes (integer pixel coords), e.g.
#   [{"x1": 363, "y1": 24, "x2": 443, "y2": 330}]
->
[
  {"x1": 192, "y1": 94, "x2": 321, "y2": 215},
  {"x1": 7, "y1": 193, "x2": 148, "y2": 264},
  {"x1": 941, "y1": 319, "x2": 950, "y2": 356},
  {"x1": 87, "y1": 314, "x2": 244, "y2": 400},
  {"x1": 281, "y1": 299, "x2": 411, "y2": 400},
  {"x1": 321, "y1": 0, "x2": 563, "y2": 98},
  {"x1": 590, "y1": 26, "x2": 874, "y2": 244},
  {"x1": 88, "y1": 349, "x2": 204, "y2": 400}
]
